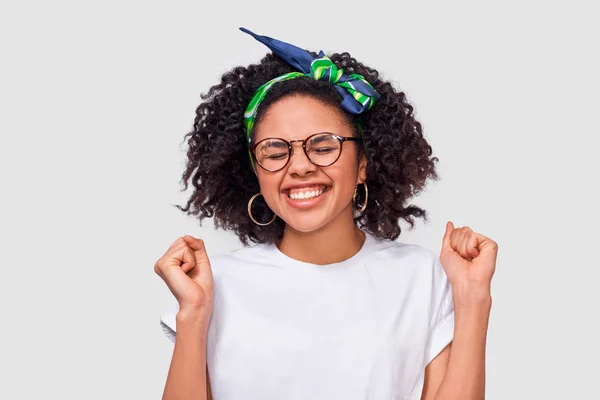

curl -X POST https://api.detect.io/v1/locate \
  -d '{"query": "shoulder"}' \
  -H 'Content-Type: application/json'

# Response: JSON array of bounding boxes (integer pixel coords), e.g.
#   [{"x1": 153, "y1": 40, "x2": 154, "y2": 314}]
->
[
  {"x1": 368, "y1": 234, "x2": 440, "y2": 269},
  {"x1": 208, "y1": 242, "x2": 273, "y2": 274},
  {"x1": 366, "y1": 234, "x2": 447, "y2": 287}
]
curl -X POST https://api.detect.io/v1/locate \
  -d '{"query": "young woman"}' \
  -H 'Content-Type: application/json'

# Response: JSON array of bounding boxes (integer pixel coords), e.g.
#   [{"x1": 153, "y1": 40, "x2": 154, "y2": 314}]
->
[{"x1": 155, "y1": 28, "x2": 498, "y2": 400}]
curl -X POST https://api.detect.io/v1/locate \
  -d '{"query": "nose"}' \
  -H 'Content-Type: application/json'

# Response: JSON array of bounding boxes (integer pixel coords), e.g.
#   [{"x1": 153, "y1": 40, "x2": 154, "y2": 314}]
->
[{"x1": 286, "y1": 141, "x2": 317, "y2": 176}]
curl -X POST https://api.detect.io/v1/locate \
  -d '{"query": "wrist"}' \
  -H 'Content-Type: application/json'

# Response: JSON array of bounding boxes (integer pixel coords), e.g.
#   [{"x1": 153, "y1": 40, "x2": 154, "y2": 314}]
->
[
  {"x1": 176, "y1": 306, "x2": 212, "y2": 332},
  {"x1": 454, "y1": 295, "x2": 492, "y2": 317},
  {"x1": 451, "y1": 281, "x2": 491, "y2": 308}
]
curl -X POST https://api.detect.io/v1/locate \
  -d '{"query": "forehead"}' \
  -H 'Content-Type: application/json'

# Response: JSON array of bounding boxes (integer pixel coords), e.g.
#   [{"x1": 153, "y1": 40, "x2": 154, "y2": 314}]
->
[{"x1": 253, "y1": 95, "x2": 352, "y2": 142}]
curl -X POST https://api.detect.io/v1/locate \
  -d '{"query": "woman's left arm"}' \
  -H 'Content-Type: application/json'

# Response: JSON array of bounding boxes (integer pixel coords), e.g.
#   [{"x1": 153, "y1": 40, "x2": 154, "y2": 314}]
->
[{"x1": 421, "y1": 221, "x2": 498, "y2": 400}]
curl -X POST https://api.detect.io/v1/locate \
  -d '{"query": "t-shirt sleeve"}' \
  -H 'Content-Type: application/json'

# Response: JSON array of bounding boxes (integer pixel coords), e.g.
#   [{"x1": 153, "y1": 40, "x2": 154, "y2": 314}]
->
[
  {"x1": 424, "y1": 254, "x2": 455, "y2": 366},
  {"x1": 159, "y1": 303, "x2": 180, "y2": 344}
]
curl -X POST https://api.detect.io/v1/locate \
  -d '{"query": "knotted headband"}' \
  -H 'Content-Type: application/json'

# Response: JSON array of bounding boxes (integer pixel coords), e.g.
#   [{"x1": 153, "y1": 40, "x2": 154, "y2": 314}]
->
[{"x1": 239, "y1": 27, "x2": 381, "y2": 156}]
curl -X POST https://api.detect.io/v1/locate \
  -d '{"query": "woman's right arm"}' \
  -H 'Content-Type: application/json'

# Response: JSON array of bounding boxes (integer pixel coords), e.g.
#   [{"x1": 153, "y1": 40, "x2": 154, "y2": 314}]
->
[
  {"x1": 154, "y1": 235, "x2": 214, "y2": 400},
  {"x1": 162, "y1": 308, "x2": 211, "y2": 400}
]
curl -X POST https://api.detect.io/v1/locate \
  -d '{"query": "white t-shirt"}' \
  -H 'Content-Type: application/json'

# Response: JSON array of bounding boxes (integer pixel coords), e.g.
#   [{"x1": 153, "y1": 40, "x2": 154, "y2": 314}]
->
[{"x1": 160, "y1": 231, "x2": 454, "y2": 399}]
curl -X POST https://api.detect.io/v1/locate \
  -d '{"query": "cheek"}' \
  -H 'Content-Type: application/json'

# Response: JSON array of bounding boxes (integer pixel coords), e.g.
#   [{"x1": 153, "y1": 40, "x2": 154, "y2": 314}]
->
[
  {"x1": 333, "y1": 174, "x2": 358, "y2": 201},
  {"x1": 338, "y1": 150, "x2": 360, "y2": 177},
  {"x1": 329, "y1": 159, "x2": 360, "y2": 195},
  {"x1": 257, "y1": 172, "x2": 283, "y2": 204}
]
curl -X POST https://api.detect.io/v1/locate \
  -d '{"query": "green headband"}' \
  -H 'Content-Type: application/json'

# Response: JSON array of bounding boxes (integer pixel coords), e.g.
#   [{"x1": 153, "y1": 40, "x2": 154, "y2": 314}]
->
[{"x1": 240, "y1": 28, "x2": 381, "y2": 170}]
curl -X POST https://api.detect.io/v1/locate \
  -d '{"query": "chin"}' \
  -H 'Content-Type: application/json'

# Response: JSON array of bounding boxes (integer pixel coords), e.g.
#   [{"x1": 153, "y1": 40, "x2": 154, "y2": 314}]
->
[{"x1": 281, "y1": 215, "x2": 331, "y2": 234}]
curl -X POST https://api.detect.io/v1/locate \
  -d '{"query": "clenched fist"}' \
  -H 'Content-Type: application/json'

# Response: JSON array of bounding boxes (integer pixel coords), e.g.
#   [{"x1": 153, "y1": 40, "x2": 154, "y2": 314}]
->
[
  {"x1": 440, "y1": 221, "x2": 498, "y2": 307},
  {"x1": 154, "y1": 235, "x2": 214, "y2": 320}
]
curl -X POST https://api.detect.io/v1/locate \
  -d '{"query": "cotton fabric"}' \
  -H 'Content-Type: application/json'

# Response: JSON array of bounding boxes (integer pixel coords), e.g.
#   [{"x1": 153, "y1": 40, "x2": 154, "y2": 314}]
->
[{"x1": 160, "y1": 232, "x2": 454, "y2": 399}]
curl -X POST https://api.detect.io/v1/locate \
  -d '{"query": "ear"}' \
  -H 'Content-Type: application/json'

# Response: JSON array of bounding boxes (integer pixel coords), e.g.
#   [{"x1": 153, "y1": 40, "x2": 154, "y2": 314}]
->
[{"x1": 357, "y1": 150, "x2": 367, "y2": 184}]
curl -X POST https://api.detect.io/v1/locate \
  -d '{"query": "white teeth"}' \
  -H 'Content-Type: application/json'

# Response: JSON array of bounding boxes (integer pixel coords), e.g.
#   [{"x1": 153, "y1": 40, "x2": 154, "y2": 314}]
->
[{"x1": 287, "y1": 187, "x2": 325, "y2": 200}]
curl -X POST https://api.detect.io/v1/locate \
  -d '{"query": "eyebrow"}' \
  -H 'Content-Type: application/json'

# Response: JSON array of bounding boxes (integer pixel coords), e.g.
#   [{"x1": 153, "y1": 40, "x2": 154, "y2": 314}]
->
[
  {"x1": 309, "y1": 134, "x2": 333, "y2": 145},
  {"x1": 260, "y1": 140, "x2": 287, "y2": 149}
]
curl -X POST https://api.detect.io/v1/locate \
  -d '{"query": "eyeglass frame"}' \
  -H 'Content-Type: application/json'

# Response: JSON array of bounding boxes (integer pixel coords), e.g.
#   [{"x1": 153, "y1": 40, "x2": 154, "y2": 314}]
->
[{"x1": 248, "y1": 132, "x2": 363, "y2": 172}]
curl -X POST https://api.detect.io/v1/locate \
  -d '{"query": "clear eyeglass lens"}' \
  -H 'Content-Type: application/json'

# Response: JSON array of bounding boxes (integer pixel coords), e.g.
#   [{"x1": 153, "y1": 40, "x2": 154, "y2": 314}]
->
[
  {"x1": 256, "y1": 139, "x2": 289, "y2": 171},
  {"x1": 306, "y1": 134, "x2": 341, "y2": 166}
]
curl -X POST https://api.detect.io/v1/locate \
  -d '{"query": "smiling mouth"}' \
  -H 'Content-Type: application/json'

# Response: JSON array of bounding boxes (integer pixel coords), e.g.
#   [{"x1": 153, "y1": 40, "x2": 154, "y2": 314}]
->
[{"x1": 284, "y1": 185, "x2": 330, "y2": 201}]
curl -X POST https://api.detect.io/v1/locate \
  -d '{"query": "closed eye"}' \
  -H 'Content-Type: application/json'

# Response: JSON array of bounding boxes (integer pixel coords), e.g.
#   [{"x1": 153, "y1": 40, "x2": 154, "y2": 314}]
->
[
  {"x1": 311, "y1": 147, "x2": 337, "y2": 154},
  {"x1": 265, "y1": 153, "x2": 288, "y2": 160}
]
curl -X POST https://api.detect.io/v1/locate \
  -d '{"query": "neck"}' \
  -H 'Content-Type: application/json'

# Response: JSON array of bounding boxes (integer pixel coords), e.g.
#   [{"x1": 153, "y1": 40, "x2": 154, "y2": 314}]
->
[{"x1": 276, "y1": 206, "x2": 366, "y2": 265}]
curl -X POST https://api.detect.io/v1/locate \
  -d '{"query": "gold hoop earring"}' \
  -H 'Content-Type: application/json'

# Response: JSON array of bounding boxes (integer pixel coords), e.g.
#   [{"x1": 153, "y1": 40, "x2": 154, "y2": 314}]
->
[
  {"x1": 353, "y1": 182, "x2": 368, "y2": 213},
  {"x1": 247, "y1": 193, "x2": 277, "y2": 226}
]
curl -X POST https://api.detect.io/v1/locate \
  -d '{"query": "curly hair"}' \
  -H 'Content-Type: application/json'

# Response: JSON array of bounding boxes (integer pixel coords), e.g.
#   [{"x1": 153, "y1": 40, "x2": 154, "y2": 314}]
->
[{"x1": 175, "y1": 51, "x2": 439, "y2": 245}]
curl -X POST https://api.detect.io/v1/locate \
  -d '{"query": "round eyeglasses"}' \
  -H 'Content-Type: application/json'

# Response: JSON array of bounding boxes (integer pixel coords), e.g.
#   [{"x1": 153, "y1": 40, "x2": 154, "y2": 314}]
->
[{"x1": 249, "y1": 132, "x2": 362, "y2": 172}]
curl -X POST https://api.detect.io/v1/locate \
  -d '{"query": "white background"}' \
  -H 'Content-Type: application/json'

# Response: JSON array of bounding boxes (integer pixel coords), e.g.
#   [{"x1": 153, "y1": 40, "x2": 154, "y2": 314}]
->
[{"x1": 1, "y1": 0, "x2": 598, "y2": 398}]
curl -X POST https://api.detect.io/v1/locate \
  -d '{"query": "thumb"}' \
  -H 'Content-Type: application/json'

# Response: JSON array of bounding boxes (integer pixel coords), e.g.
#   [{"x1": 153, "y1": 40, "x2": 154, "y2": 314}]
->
[
  {"x1": 182, "y1": 235, "x2": 213, "y2": 288},
  {"x1": 441, "y1": 221, "x2": 454, "y2": 255},
  {"x1": 183, "y1": 235, "x2": 210, "y2": 264},
  {"x1": 440, "y1": 221, "x2": 454, "y2": 257}
]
